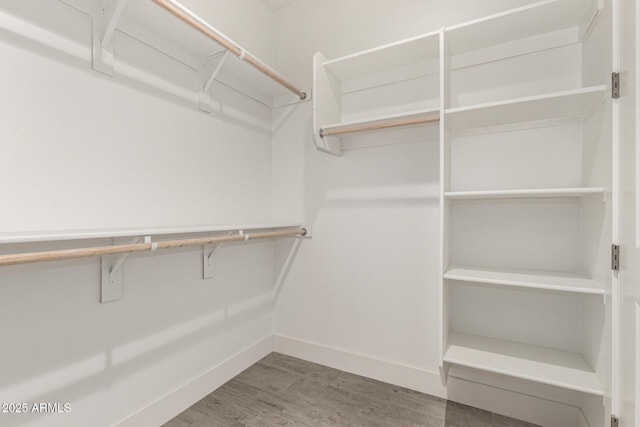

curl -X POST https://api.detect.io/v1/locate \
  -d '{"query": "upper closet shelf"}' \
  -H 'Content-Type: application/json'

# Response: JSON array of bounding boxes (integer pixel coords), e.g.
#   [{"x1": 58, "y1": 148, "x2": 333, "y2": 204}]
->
[
  {"x1": 445, "y1": 0, "x2": 599, "y2": 55},
  {"x1": 444, "y1": 187, "x2": 606, "y2": 200},
  {"x1": 0, "y1": 223, "x2": 303, "y2": 244},
  {"x1": 444, "y1": 266, "x2": 605, "y2": 295},
  {"x1": 323, "y1": 31, "x2": 440, "y2": 81},
  {"x1": 97, "y1": 0, "x2": 306, "y2": 107},
  {"x1": 445, "y1": 86, "x2": 606, "y2": 132}
]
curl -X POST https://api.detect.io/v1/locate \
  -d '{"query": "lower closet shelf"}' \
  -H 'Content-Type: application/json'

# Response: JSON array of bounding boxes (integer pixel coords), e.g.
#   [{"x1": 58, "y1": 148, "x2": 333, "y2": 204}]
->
[
  {"x1": 444, "y1": 266, "x2": 605, "y2": 295},
  {"x1": 443, "y1": 333, "x2": 604, "y2": 396}
]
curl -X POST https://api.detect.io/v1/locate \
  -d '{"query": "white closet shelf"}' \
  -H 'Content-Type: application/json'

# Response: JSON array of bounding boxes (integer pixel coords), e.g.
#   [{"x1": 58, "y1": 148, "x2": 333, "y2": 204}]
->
[
  {"x1": 444, "y1": 333, "x2": 604, "y2": 396},
  {"x1": 445, "y1": 86, "x2": 606, "y2": 131},
  {"x1": 321, "y1": 108, "x2": 440, "y2": 137},
  {"x1": 0, "y1": 223, "x2": 303, "y2": 244},
  {"x1": 115, "y1": 0, "x2": 305, "y2": 103},
  {"x1": 444, "y1": 187, "x2": 606, "y2": 200},
  {"x1": 444, "y1": 266, "x2": 605, "y2": 295},
  {"x1": 445, "y1": 0, "x2": 597, "y2": 55},
  {"x1": 323, "y1": 31, "x2": 440, "y2": 81}
]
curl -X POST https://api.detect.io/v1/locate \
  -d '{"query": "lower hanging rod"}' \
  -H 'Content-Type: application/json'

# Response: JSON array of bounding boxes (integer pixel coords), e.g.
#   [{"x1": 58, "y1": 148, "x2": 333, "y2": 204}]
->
[
  {"x1": 152, "y1": 0, "x2": 307, "y2": 100},
  {"x1": 0, "y1": 228, "x2": 307, "y2": 267},
  {"x1": 320, "y1": 114, "x2": 440, "y2": 138}
]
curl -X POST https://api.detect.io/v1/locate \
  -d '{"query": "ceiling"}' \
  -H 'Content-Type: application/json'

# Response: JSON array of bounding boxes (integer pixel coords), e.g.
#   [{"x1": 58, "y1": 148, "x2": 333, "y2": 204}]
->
[{"x1": 260, "y1": 0, "x2": 301, "y2": 12}]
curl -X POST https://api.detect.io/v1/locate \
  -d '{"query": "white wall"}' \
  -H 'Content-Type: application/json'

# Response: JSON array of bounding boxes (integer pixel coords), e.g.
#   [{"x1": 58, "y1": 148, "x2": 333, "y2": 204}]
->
[{"x1": 0, "y1": 1, "x2": 278, "y2": 426}]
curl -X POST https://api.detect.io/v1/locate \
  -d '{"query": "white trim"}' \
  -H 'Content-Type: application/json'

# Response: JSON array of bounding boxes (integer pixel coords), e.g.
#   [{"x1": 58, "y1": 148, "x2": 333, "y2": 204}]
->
[
  {"x1": 447, "y1": 372, "x2": 586, "y2": 427},
  {"x1": 115, "y1": 336, "x2": 273, "y2": 427},
  {"x1": 273, "y1": 334, "x2": 446, "y2": 398}
]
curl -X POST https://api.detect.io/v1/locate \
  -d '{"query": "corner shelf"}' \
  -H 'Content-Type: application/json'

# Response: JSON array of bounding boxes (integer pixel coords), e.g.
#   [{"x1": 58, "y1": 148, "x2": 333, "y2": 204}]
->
[
  {"x1": 313, "y1": 32, "x2": 440, "y2": 155},
  {"x1": 445, "y1": 86, "x2": 606, "y2": 132},
  {"x1": 323, "y1": 32, "x2": 440, "y2": 81},
  {"x1": 444, "y1": 187, "x2": 606, "y2": 200},
  {"x1": 444, "y1": 265, "x2": 605, "y2": 295},
  {"x1": 444, "y1": 333, "x2": 604, "y2": 396}
]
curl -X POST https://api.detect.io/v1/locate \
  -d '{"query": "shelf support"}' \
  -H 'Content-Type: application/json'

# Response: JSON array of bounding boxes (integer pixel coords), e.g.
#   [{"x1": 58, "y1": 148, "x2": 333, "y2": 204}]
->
[
  {"x1": 439, "y1": 364, "x2": 450, "y2": 386},
  {"x1": 101, "y1": 235, "x2": 142, "y2": 303},
  {"x1": 203, "y1": 231, "x2": 234, "y2": 279},
  {"x1": 92, "y1": 0, "x2": 129, "y2": 76},
  {"x1": 198, "y1": 51, "x2": 230, "y2": 112}
]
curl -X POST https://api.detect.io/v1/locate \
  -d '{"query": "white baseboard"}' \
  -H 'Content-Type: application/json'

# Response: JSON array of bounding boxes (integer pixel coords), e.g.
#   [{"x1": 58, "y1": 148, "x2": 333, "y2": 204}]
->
[
  {"x1": 116, "y1": 335, "x2": 273, "y2": 427},
  {"x1": 273, "y1": 334, "x2": 447, "y2": 398},
  {"x1": 447, "y1": 374, "x2": 584, "y2": 427}
]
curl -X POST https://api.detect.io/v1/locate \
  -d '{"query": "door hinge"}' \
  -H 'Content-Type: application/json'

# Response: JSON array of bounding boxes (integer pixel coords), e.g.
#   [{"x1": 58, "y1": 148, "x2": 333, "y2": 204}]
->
[
  {"x1": 611, "y1": 415, "x2": 619, "y2": 427},
  {"x1": 611, "y1": 244, "x2": 620, "y2": 271},
  {"x1": 612, "y1": 72, "x2": 620, "y2": 98}
]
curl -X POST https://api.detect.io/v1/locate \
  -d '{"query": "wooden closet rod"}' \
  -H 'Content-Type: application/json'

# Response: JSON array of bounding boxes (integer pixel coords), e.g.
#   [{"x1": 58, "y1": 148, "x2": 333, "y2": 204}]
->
[
  {"x1": 320, "y1": 114, "x2": 440, "y2": 138},
  {"x1": 0, "y1": 228, "x2": 306, "y2": 267},
  {"x1": 152, "y1": 0, "x2": 307, "y2": 100}
]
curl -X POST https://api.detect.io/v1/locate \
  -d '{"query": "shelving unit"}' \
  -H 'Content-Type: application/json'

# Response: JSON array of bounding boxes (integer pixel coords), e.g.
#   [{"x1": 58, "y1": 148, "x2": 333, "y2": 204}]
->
[
  {"x1": 312, "y1": 1, "x2": 614, "y2": 422},
  {"x1": 313, "y1": 31, "x2": 440, "y2": 155},
  {"x1": 444, "y1": 333, "x2": 604, "y2": 396},
  {"x1": 438, "y1": 1, "x2": 613, "y2": 424}
]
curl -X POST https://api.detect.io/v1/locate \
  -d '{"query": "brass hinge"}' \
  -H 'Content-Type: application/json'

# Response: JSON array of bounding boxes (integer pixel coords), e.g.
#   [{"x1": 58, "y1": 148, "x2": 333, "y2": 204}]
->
[{"x1": 611, "y1": 415, "x2": 619, "y2": 427}]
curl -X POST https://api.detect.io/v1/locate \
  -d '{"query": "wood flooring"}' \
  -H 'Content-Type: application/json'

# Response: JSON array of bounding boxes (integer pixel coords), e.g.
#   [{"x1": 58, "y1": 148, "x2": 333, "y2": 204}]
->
[{"x1": 164, "y1": 352, "x2": 539, "y2": 427}]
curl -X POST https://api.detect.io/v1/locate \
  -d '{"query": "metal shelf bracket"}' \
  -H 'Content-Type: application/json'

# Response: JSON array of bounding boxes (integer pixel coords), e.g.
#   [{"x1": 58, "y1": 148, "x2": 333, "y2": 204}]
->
[
  {"x1": 92, "y1": 0, "x2": 129, "y2": 76},
  {"x1": 198, "y1": 51, "x2": 230, "y2": 112},
  {"x1": 101, "y1": 235, "x2": 142, "y2": 303},
  {"x1": 203, "y1": 231, "x2": 234, "y2": 279}
]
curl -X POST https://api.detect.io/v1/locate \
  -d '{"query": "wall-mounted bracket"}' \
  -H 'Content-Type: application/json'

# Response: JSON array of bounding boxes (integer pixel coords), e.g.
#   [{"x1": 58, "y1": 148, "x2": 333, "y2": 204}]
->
[
  {"x1": 100, "y1": 235, "x2": 141, "y2": 303},
  {"x1": 198, "y1": 51, "x2": 230, "y2": 112},
  {"x1": 299, "y1": 225, "x2": 312, "y2": 238},
  {"x1": 92, "y1": 0, "x2": 129, "y2": 76},
  {"x1": 203, "y1": 231, "x2": 234, "y2": 279},
  {"x1": 438, "y1": 364, "x2": 450, "y2": 386}
]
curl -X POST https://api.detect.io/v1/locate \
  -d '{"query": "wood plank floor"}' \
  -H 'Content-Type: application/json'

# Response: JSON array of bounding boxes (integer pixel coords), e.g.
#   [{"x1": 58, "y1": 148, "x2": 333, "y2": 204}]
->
[{"x1": 164, "y1": 352, "x2": 539, "y2": 427}]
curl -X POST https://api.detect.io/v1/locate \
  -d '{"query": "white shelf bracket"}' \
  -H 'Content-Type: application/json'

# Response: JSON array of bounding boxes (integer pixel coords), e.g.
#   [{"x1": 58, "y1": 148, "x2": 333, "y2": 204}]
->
[
  {"x1": 439, "y1": 364, "x2": 450, "y2": 386},
  {"x1": 101, "y1": 236, "x2": 141, "y2": 303},
  {"x1": 198, "y1": 51, "x2": 230, "y2": 112},
  {"x1": 92, "y1": 0, "x2": 129, "y2": 76},
  {"x1": 203, "y1": 231, "x2": 234, "y2": 279}
]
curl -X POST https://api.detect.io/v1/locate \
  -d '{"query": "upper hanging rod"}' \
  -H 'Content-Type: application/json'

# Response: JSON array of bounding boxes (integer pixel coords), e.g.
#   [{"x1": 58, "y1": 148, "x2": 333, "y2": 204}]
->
[
  {"x1": 0, "y1": 228, "x2": 306, "y2": 267},
  {"x1": 320, "y1": 114, "x2": 440, "y2": 138},
  {"x1": 152, "y1": 0, "x2": 307, "y2": 100}
]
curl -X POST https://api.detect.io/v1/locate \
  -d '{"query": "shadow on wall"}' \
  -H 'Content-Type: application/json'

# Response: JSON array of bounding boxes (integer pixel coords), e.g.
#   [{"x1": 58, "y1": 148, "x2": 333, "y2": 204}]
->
[
  {"x1": 0, "y1": 2, "x2": 271, "y2": 138},
  {"x1": 0, "y1": 238, "x2": 286, "y2": 427}
]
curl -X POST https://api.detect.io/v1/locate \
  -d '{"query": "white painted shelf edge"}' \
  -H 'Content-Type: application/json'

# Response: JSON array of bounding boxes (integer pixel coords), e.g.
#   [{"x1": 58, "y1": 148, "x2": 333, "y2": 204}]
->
[
  {"x1": 322, "y1": 108, "x2": 441, "y2": 133},
  {"x1": 445, "y1": 86, "x2": 606, "y2": 115},
  {"x1": 444, "y1": 265, "x2": 605, "y2": 295},
  {"x1": 444, "y1": 187, "x2": 606, "y2": 200},
  {"x1": 0, "y1": 223, "x2": 304, "y2": 244},
  {"x1": 444, "y1": 333, "x2": 604, "y2": 396},
  {"x1": 322, "y1": 30, "x2": 441, "y2": 68}
]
